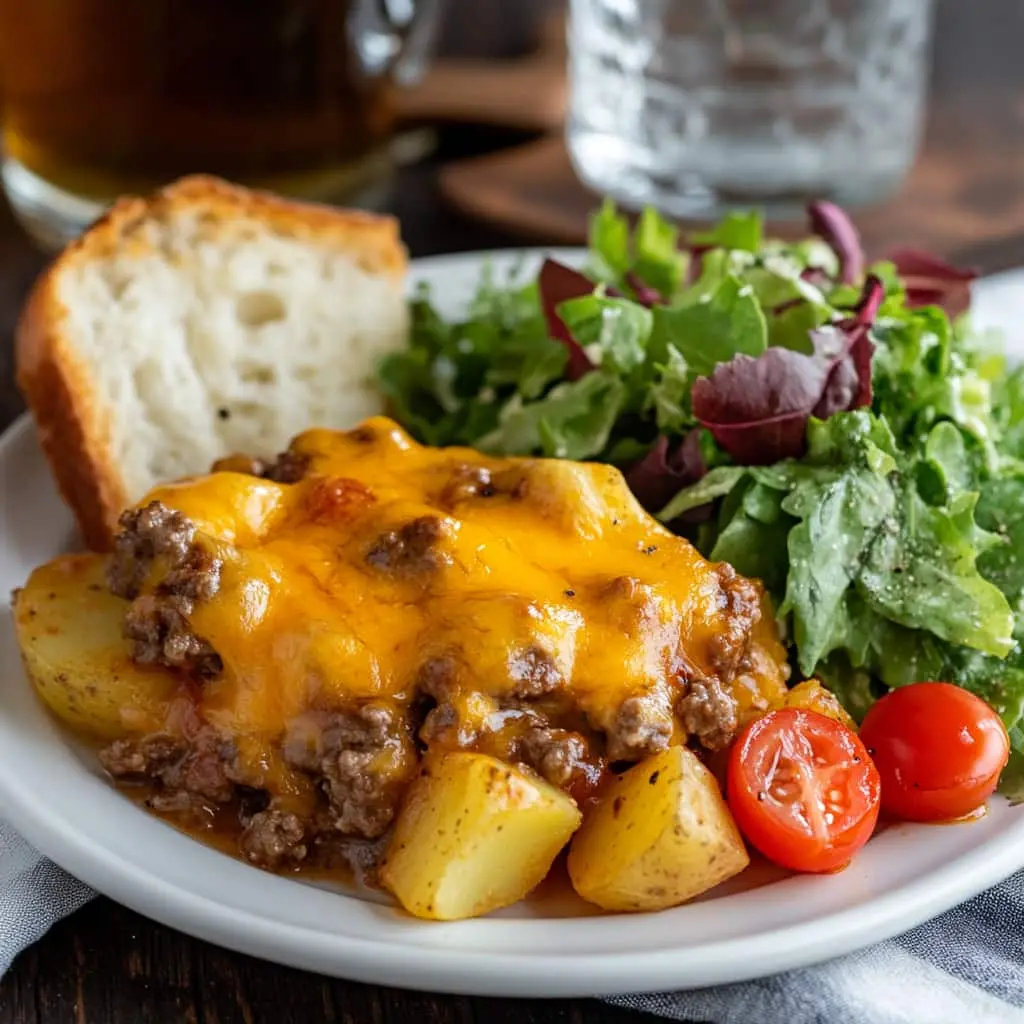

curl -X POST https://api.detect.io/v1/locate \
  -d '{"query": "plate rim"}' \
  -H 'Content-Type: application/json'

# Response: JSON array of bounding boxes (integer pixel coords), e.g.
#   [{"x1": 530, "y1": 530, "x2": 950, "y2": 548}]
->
[{"x1": 2, "y1": 255, "x2": 1024, "y2": 997}]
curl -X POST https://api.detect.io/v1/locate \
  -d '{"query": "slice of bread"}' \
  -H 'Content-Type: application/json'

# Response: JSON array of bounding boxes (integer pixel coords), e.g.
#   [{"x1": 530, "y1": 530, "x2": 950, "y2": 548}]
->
[{"x1": 17, "y1": 175, "x2": 409, "y2": 551}]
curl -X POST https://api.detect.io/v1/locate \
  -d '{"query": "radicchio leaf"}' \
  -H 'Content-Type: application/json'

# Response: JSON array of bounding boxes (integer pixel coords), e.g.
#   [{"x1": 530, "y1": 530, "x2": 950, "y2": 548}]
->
[
  {"x1": 888, "y1": 247, "x2": 979, "y2": 318},
  {"x1": 808, "y1": 200, "x2": 864, "y2": 285},
  {"x1": 692, "y1": 276, "x2": 880, "y2": 464},
  {"x1": 538, "y1": 258, "x2": 599, "y2": 381},
  {"x1": 624, "y1": 430, "x2": 706, "y2": 513}
]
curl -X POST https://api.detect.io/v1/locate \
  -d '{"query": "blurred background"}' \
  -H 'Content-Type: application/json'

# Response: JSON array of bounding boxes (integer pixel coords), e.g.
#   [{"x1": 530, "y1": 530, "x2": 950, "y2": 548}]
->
[{"x1": 0, "y1": 0, "x2": 1018, "y2": 267}]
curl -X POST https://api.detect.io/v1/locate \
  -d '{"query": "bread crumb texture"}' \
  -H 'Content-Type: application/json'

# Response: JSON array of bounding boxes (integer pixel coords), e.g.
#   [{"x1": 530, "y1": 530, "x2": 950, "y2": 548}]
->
[{"x1": 41, "y1": 176, "x2": 409, "y2": 505}]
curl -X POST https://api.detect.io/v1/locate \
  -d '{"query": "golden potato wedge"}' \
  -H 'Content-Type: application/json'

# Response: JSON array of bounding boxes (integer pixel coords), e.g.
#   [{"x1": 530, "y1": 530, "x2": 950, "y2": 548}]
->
[
  {"x1": 380, "y1": 752, "x2": 581, "y2": 921},
  {"x1": 568, "y1": 745, "x2": 749, "y2": 912},
  {"x1": 783, "y1": 679, "x2": 857, "y2": 730},
  {"x1": 13, "y1": 554, "x2": 179, "y2": 739}
]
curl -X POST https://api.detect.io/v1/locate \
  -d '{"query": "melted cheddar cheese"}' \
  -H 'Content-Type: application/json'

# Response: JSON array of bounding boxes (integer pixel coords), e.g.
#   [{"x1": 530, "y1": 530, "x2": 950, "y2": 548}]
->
[{"x1": 133, "y1": 417, "x2": 789, "y2": 810}]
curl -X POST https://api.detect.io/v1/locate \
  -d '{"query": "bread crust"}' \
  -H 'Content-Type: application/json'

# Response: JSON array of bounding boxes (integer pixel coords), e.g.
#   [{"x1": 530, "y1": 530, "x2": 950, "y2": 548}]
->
[{"x1": 16, "y1": 175, "x2": 408, "y2": 552}]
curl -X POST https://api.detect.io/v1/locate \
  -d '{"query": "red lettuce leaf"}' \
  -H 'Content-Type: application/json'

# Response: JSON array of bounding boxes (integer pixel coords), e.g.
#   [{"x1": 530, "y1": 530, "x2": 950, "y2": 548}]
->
[
  {"x1": 808, "y1": 200, "x2": 864, "y2": 285},
  {"x1": 800, "y1": 265, "x2": 830, "y2": 288},
  {"x1": 692, "y1": 349, "x2": 825, "y2": 463},
  {"x1": 888, "y1": 247, "x2": 979, "y2": 318},
  {"x1": 692, "y1": 276, "x2": 880, "y2": 464},
  {"x1": 538, "y1": 259, "x2": 665, "y2": 381},
  {"x1": 625, "y1": 270, "x2": 665, "y2": 307},
  {"x1": 624, "y1": 431, "x2": 706, "y2": 513},
  {"x1": 811, "y1": 323, "x2": 875, "y2": 419},
  {"x1": 538, "y1": 259, "x2": 599, "y2": 381},
  {"x1": 848, "y1": 274, "x2": 885, "y2": 325}
]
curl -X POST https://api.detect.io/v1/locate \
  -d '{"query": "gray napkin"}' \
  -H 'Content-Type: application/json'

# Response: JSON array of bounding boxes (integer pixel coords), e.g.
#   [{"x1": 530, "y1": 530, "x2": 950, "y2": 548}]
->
[
  {"x1": 3, "y1": 814, "x2": 1024, "y2": 1022},
  {"x1": 609, "y1": 874, "x2": 1024, "y2": 1023},
  {"x1": 0, "y1": 819, "x2": 92, "y2": 975}
]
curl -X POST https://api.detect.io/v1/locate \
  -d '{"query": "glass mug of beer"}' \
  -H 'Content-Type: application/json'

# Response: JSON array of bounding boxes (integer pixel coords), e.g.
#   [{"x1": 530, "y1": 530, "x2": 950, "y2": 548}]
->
[{"x1": 0, "y1": 0, "x2": 443, "y2": 249}]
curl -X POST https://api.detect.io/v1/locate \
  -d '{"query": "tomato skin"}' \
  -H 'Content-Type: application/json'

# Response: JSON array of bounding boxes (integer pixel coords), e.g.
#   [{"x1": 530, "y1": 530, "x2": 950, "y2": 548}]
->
[
  {"x1": 727, "y1": 708, "x2": 880, "y2": 873},
  {"x1": 859, "y1": 682, "x2": 1009, "y2": 823}
]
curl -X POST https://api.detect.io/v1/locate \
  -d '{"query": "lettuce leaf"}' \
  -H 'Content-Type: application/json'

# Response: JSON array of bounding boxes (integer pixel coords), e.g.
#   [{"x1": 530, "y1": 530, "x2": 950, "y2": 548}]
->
[
  {"x1": 708, "y1": 480, "x2": 794, "y2": 595},
  {"x1": 476, "y1": 372, "x2": 626, "y2": 460},
  {"x1": 651, "y1": 274, "x2": 768, "y2": 376},
  {"x1": 690, "y1": 210, "x2": 764, "y2": 254},
  {"x1": 634, "y1": 207, "x2": 688, "y2": 297},
  {"x1": 588, "y1": 200, "x2": 687, "y2": 298},
  {"x1": 856, "y1": 488, "x2": 1013, "y2": 658},
  {"x1": 557, "y1": 294, "x2": 654, "y2": 377}
]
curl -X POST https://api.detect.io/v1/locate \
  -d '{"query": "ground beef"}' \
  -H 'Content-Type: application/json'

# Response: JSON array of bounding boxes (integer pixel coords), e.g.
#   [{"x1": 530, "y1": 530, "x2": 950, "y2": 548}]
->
[
  {"x1": 263, "y1": 450, "x2": 310, "y2": 484},
  {"x1": 606, "y1": 693, "x2": 673, "y2": 762},
  {"x1": 209, "y1": 451, "x2": 309, "y2": 483},
  {"x1": 418, "y1": 702, "x2": 463, "y2": 747},
  {"x1": 415, "y1": 655, "x2": 458, "y2": 702},
  {"x1": 707, "y1": 563, "x2": 762, "y2": 679},
  {"x1": 123, "y1": 594, "x2": 223, "y2": 678},
  {"x1": 439, "y1": 463, "x2": 495, "y2": 507},
  {"x1": 166, "y1": 728, "x2": 237, "y2": 803},
  {"x1": 108, "y1": 501, "x2": 198, "y2": 600},
  {"x1": 326, "y1": 751, "x2": 399, "y2": 836},
  {"x1": 99, "y1": 733, "x2": 186, "y2": 778},
  {"x1": 146, "y1": 791, "x2": 208, "y2": 815},
  {"x1": 160, "y1": 546, "x2": 222, "y2": 604},
  {"x1": 239, "y1": 808, "x2": 308, "y2": 869},
  {"x1": 417, "y1": 696, "x2": 492, "y2": 749},
  {"x1": 108, "y1": 501, "x2": 223, "y2": 676},
  {"x1": 678, "y1": 675, "x2": 739, "y2": 751},
  {"x1": 365, "y1": 515, "x2": 451, "y2": 578},
  {"x1": 100, "y1": 727, "x2": 237, "y2": 810},
  {"x1": 519, "y1": 727, "x2": 590, "y2": 789},
  {"x1": 507, "y1": 645, "x2": 563, "y2": 699},
  {"x1": 283, "y1": 705, "x2": 412, "y2": 839}
]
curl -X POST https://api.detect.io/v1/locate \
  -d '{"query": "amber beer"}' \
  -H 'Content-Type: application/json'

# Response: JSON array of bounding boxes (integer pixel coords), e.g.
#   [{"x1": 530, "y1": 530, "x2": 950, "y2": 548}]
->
[{"x1": 0, "y1": 0, "x2": 428, "y2": 243}]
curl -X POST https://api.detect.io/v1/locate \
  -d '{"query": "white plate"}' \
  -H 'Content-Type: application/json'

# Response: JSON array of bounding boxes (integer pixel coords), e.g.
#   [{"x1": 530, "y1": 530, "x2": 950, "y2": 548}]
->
[{"x1": 1, "y1": 254, "x2": 1024, "y2": 998}]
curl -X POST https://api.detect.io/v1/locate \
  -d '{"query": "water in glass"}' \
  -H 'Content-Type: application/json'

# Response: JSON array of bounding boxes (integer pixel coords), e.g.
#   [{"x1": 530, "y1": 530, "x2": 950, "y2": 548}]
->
[{"x1": 567, "y1": 0, "x2": 935, "y2": 217}]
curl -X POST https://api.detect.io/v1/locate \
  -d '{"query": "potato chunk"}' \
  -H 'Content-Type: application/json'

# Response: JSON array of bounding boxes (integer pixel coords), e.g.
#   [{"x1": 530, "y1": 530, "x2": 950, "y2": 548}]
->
[
  {"x1": 568, "y1": 745, "x2": 749, "y2": 912},
  {"x1": 782, "y1": 679, "x2": 858, "y2": 730},
  {"x1": 380, "y1": 752, "x2": 581, "y2": 920},
  {"x1": 13, "y1": 554, "x2": 178, "y2": 739}
]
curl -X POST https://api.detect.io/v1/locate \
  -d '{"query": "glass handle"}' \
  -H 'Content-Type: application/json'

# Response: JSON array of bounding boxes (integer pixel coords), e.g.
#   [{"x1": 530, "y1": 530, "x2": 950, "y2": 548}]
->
[{"x1": 351, "y1": 0, "x2": 446, "y2": 85}]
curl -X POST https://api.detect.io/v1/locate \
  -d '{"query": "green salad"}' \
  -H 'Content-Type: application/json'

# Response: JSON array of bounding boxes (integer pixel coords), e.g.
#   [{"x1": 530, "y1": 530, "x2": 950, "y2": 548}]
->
[{"x1": 376, "y1": 199, "x2": 1024, "y2": 796}]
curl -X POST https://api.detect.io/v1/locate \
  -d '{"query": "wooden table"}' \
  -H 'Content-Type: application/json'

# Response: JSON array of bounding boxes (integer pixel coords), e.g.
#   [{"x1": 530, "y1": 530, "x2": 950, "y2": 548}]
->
[{"x1": 1, "y1": 2, "x2": 1022, "y2": 1020}]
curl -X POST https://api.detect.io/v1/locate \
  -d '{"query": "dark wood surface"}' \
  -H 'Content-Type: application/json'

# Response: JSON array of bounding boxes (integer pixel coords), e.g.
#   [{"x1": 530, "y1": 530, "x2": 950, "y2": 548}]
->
[{"x1": 1, "y1": 1, "x2": 1023, "y2": 1021}]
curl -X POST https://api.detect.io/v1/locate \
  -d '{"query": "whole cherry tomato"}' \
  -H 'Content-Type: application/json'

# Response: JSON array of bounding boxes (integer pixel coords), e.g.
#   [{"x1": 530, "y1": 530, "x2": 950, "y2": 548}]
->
[{"x1": 859, "y1": 682, "x2": 1009, "y2": 822}]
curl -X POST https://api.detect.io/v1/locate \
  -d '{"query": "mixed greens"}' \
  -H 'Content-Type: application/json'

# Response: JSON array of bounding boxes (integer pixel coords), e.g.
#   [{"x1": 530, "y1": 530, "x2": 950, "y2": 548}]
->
[{"x1": 376, "y1": 200, "x2": 1024, "y2": 794}]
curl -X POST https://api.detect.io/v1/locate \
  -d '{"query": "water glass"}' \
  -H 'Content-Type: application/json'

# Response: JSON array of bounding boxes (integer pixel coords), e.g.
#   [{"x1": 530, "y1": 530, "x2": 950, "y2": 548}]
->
[{"x1": 567, "y1": 0, "x2": 935, "y2": 218}]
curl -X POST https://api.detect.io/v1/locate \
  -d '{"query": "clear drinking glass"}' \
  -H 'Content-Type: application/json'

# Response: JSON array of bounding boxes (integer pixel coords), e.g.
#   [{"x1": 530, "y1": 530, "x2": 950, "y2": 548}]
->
[{"x1": 567, "y1": 0, "x2": 935, "y2": 218}]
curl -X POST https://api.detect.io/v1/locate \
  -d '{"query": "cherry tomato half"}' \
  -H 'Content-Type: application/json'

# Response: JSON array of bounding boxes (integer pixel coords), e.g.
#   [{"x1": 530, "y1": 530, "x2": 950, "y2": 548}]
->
[
  {"x1": 727, "y1": 708, "x2": 880, "y2": 873},
  {"x1": 859, "y1": 682, "x2": 1009, "y2": 823}
]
